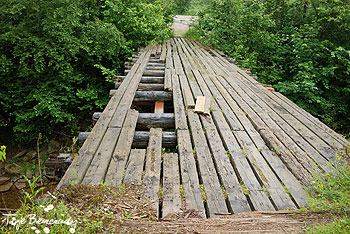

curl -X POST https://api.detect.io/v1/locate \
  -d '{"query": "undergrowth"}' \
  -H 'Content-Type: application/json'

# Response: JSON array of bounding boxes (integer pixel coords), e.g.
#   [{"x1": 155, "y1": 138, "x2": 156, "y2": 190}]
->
[{"x1": 306, "y1": 153, "x2": 350, "y2": 233}]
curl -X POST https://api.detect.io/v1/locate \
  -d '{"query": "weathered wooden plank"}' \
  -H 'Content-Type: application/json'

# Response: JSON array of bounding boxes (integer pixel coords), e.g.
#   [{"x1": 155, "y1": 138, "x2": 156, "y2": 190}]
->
[
  {"x1": 179, "y1": 74, "x2": 195, "y2": 109},
  {"x1": 177, "y1": 129, "x2": 206, "y2": 217},
  {"x1": 143, "y1": 128, "x2": 163, "y2": 216},
  {"x1": 174, "y1": 54, "x2": 185, "y2": 75},
  {"x1": 159, "y1": 41, "x2": 167, "y2": 63},
  {"x1": 57, "y1": 49, "x2": 150, "y2": 189},
  {"x1": 164, "y1": 68, "x2": 172, "y2": 91},
  {"x1": 172, "y1": 72, "x2": 188, "y2": 130},
  {"x1": 234, "y1": 130, "x2": 296, "y2": 210},
  {"x1": 105, "y1": 109, "x2": 139, "y2": 186},
  {"x1": 246, "y1": 130, "x2": 309, "y2": 208},
  {"x1": 194, "y1": 45, "x2": 316, "y2": 182},
  {"x1": 134, "y1": 91, "x2": 172, "y2": 102},
  {"x1": 162, "y1": 153, "x2": 182, "y2": 218},
  {"x1": 201, "y1": 112, "x2": 274, "y2": 211},
  {"x1": 183, "y1": 39, "x2": 306, "y2": 207},
  {"x1": 192, "y1": 70, "x2": 244, "y2": 131},
  {"x1": 274, "y1": 92, "x2": 348, "y2": 147},
  {"x1": 109, "y1": 50, "x2": 151, "y2": 128},
  {"x1": 82, "y1": 127, "x2": 121, "y2": 185},
  {"x1": 222, "y1": 72, "x2": 332, "y2": 173},
  {"x1": 194, "y1": 96, "x2": 206, "y2": 113},
  {"x1": 123, "y1": 149, "x2": 146, "y2": 185},
  {"x1": 213, "y1": 72, "x2": 323, "y2": 174},
  {"x1": 137, "y1": 113, "x2": 175, "y2": 129},
  {"x1": 156, "y1": 43, "x2": 162, "y2": 55},
  {"x1": 188, "y1": 110, "x2": 228, "y2": 217}
]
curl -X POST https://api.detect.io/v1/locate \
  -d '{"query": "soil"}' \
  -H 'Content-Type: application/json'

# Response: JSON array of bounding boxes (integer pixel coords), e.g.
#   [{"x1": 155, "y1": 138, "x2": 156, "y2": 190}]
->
[
  {"x1": 113, "y1": 211, "x2": 333, "y2": 234},
  {"x1": 53, "y1": 184, "x2": 334, "y2": 234}
]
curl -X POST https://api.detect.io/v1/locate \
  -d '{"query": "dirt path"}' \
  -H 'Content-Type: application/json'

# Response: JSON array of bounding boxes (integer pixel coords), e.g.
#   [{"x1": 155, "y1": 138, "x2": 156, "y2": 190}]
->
[
  {"x1": 171, "y1": 15, "x2": 198, "y2": 37},
  {"x1": 115, "y1": 211, "x2": 332, "y2": 233}
]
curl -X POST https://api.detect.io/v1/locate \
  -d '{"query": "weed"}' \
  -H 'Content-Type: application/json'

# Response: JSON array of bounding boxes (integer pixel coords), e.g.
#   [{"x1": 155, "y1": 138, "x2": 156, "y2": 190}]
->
[
  {"x1": 0, "y1": 145, "x2": 6, "y2": 162},
  {"x1": 240, "y1": 183, "x2": 249, "y2": 196},
  {"x1": 200, "y1": 184, "x2": 207, "y2": 202}
]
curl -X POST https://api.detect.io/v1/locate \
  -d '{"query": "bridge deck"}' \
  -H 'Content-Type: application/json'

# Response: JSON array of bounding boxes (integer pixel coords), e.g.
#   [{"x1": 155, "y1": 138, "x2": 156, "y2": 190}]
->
[{"x1": 57, "y1": 38, "x2": 349, "y2": 218}]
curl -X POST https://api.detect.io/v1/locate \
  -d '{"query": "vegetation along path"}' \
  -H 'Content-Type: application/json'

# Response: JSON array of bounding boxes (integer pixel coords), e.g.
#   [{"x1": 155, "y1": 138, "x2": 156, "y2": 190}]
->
[{"x1": 57, "y1": 37, "x2": 349, "y2": 219}]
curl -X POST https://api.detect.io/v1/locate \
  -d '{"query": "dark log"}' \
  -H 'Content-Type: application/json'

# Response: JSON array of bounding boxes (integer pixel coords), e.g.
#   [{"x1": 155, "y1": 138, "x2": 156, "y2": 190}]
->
[
  {"x1": 77, "y1": 131, "x2": 177, "y2": 148},
  {"x1": 137, "y1": 113, "x2": 175, "y2": 129},
  {"x1": 125, "y1": 69, "x2": 165, "y2": 77},
  {"x1": 133, "y1": 131, "x2": 177, "y2": 148},
  {"x1": 133, "y1": 58, "x2": 162, "y2": 63},
  {"x1": 137, "y1": 84, "x2": 164, "y2": 91},
  {"x1": 147, "y1": 63, "x2": 165, "y2": 67},
  {"x1": 146, "y1": 66, "x2": 165, "y2": 70},
  {"x1": 78, "y1": 132, "x2": 90, "y2": 145},
  {"x1": 113, "y1": 76, "x2": 164, "y2": 84},
  {"x1": 134, "y1": 91, "x2": 172, "y2": 102}
]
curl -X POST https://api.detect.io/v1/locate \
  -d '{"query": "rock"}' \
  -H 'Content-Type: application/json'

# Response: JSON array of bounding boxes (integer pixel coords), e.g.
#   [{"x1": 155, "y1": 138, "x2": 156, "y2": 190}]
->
[
  {"x1": 0, "y1": 182, "x2": 13, "y2": 192},
  {"x1": 15, "y1": 179, "x2": 27, "y2": 190},
  {"x1": 5, "y1": 163, "x2": 23, "y2": 175},
  {"x1": 25, "y1": 169, "x2": 33, "y2": 180},
  {"x1": 10, "y1": 175, "x2": 21, "y2": 182},
  {"x1": 0, "y1": 176, "x2": 10, "y2": 185},
  {"x1": 23, "y1": 151, "x2": 37, "y2": 162},
  {"x1": 13, "y1": 150, "x2": 28, "y2": 159}
]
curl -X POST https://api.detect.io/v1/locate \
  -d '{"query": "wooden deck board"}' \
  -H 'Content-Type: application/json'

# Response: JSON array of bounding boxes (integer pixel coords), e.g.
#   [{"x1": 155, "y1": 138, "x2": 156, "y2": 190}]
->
[
  {"x1": 188, "y1": 110, "x2": 228, "y2": 217},
  {"x1": 124, "y1": 149, "x2": 146, "y2": 185},
  {"x1": 143, "y1": 128, "x2": 163, "y2": 216},
  {"x1": 58, "y1": 38, "x2": 349, "y2": 217},
  {"x1": 162, "y1": 153, "x2": 182, "y2": 218},
  {"x1": 105, "y1": 109, "x2": 139, "y2": 186}
]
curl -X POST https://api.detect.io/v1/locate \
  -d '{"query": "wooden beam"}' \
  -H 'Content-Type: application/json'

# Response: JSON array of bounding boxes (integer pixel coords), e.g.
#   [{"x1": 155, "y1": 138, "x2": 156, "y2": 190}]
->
[
  {"x1": 137, "y1": 84, "x2": 164, "y2": 91},
  {"x1": 134, "y1": 91, "x2": 172, "y2": 102},
  {"x1": 137, "y1": 113, "x2": 175, "y2": 129},
  {"x1": 132, "y1": 131, "x2": 176, "y2": 148}
]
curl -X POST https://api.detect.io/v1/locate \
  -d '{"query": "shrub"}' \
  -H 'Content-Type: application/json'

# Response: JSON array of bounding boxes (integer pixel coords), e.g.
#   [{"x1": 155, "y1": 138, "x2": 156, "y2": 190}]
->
[{"x1": 0, "y1": 0, "x2": 171, "y2": 144}]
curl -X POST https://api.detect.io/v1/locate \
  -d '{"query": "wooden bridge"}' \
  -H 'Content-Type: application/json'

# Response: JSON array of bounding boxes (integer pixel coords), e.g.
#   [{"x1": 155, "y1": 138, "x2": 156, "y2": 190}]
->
[{"x1": 57, "y1": 38, "x2": 349, "y2": 218}]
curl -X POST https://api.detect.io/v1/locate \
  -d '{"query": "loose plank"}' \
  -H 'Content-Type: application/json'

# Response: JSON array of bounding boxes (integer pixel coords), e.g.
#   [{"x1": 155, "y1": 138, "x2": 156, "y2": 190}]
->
[
  {"x1": 172, "y1": 72, "x2": 188, "y2": 130},
  {"x1": 179, "y1": 74, "x2": 195, "y2": 109},
  {"x1": 143, "y1": 128, "x2": 163, "y2": 216},
  {"x1": 162, "y1": 153, "x2": 182, "y2": 218},
  {"x1": 123, "y1": 149, "x2": 146, "y2": 185},
  {"x1": 177, "y1": 129, "x2": 206, "y2": 217}
]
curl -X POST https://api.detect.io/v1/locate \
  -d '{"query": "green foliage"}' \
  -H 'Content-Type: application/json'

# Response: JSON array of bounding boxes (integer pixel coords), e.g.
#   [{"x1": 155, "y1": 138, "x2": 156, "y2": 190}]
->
[
  {"x1": 0, "y1": 145, "x2": 6, "y2": 162},
  {"x1": 306, "y1": 158, "x2": 350, "y2": 233},
  {"x1": 188, "y1": 0, "x2": 350, "y2": 135},
  {"x1": 162, "y1": 0, "x2": 191, "y2": 15},
  {"x1": 308, "y1": 159, "x2": 350, "y2": 215},
  {"x1": 0, "y1": 0, "x2": 171, "y2": 144},
  {"x1": 306, "y1": 217, "x2": 350, "y2": 234}
]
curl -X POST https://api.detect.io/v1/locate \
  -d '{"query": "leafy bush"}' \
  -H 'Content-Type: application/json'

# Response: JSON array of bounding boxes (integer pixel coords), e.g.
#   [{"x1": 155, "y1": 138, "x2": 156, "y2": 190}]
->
[
  {"x1": 188, "y1": 0, "x2": 350, "y2": 135},
  {"x1": 0, "y1": 0, "x2": 171, "y2": 144}
]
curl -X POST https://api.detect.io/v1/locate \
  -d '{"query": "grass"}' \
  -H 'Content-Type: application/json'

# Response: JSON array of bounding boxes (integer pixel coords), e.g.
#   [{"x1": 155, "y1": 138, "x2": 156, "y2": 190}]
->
[
  {"x1": 305, "y1": 153, "x2": 350, "y2": 233},
  {"x1": 0, "y1": 176, "x2": 156, "y2": 233}
]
